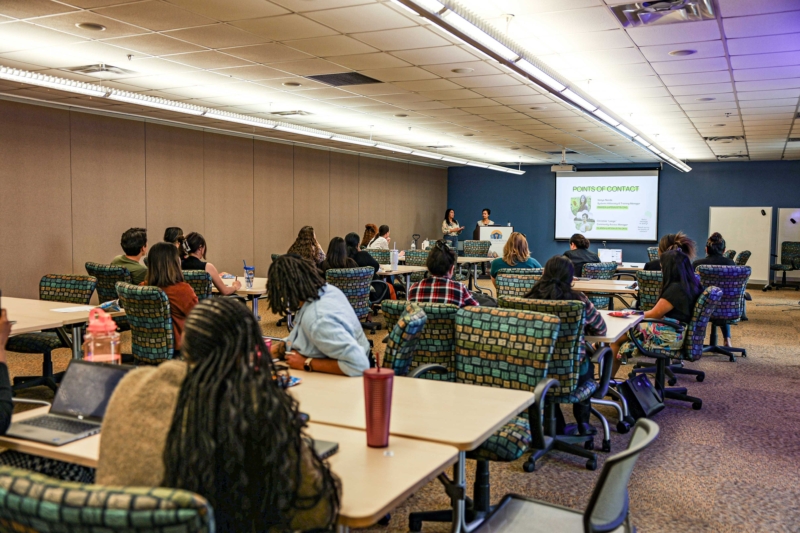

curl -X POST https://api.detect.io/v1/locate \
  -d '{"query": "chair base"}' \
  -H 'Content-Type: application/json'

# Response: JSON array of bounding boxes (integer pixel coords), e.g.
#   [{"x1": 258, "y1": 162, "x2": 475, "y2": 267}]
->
[
  {"x1": 361, "y1": 320, "x2": 382, "y2": 334},
  {"x1": 524, "y1": 402, "x2": 597, "y2": 472},
  {"x1": 631, "y1": 361, "x2": 705, "y2": 386},
  {"x1": 703, "y1": 325, "x2": 746, "y2": 361},
  {"x1": 661, "y1": 386, "x2": 703, "y2": 410},
  {"x1": 13, "y1": 371, "x2": 64, "y2": 393},
  {"x1": 763, "y1": 270, "x2": 800, "y2": 291}
]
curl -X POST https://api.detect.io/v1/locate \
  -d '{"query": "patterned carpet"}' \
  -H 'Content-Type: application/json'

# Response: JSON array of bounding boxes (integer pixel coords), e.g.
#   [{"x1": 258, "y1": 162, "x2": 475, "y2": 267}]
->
[{"x1": 7, "y1": 282, "x2": 800, "y2": 532}]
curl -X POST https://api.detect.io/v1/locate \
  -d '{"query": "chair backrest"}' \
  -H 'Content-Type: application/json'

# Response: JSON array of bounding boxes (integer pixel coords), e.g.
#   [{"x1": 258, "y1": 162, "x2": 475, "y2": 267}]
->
[
  {"x1": 366, "y1": 249, "x2": 390, "y2": 264},
  {"x1": 734, "y1": 250, "x2": 751, "y2": 266},
  {"x1": 696, "y1": 265, "x2": 751, "y2": 323},
  {"x1": 116, "y1": 282, "x2": 174, "y2": 364},
  {"x1": 582, "y1": 262, "x2": 617, "y2": 309},
  {"x1": 497, "y1": 297, "x2": 586, "y2": 397},
  {"x1": 381, "y1": 300, "x2": 459, "y2": 380},
  {"x1": 381, "y1": 303, "x2": 427, "y2": 376},
  {"x1": 723, "y1": 249, "x2": 736, "y2": 260},
  {"x1": 38, "y1": 274, "x2": 97, "y2": 304},
  {"x1": 182, "y1": 270, "x2": 213, "y2": 300},
  {"x1": 325, "y1": 267, "x2": 374, "y2": 320},
  {"x1": 680, "y1": 286, "x2": 722, "y2": 362},
  {"x1": 636, "y1": 270, "x2": 662, "y2": 312},
  {"x1": 584, "y1": 419, "x2": 660, "y2": 533},
  {"x1": 0, "y1": 466, "x2": 214, "y2": 532},
  {"x1": 463, "y1": 240, "x2": 490, "y2": 257},
  {"x1": 779, "y1": 241, "x2": 800, "y2": 267},
  {"x1": 496, "y1": 267, "x2": 544, "y2": 276},
  {"x1": 404, "y1": 250, "x2": 429, "y2": 283},
  {"x1": 454, "y1": 306, "x2": 559, "y2": 392},
  {"x1": 646, "y1": 247, "x2": 659, "y2": 262},
  {"x1": 85, "y1": 263, "x2": 131, "y2": 303},
  {"x1": 495, "y1": 273, "x2": 539, "y2": 298}
]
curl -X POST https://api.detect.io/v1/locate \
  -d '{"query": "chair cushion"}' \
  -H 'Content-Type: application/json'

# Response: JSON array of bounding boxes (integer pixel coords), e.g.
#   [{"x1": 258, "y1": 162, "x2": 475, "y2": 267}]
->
[
  {"x1": 553, "y1": 379, "x2": 597, "y2": 404},
  {"x1": 468, "y1": 416, "x2": 531, "y2": 463},
  {"x1": 770, "y1": 264, "x2": 794, "y2": 271},
  {"x1": 476, "y1": 495, "x2": 627, "y2": 533},
  {"x1": 5, "y1": 332, "x2": 63, "y2": 354}
]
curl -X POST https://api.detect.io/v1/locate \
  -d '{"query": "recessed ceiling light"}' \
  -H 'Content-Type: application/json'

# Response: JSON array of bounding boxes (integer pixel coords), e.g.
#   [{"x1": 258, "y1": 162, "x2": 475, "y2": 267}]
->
[
  {"x1": 463, "y1": 133, "x2": 474, "y2": 136},
  {"x1": 510, "y1": 147, "x2": 520, "y2": 150},
  {"x1": 669, "y1": 49, "x2": 697, "y2": 56},
  {"x1": 608, "y1": 144, "x2": 617, "y2": 147},
  {"x1": 451, "y1": 68, "x2": 474, "y2": 74},
  {"x1": 714, "y1": 123, "x2": 726, "y2": 127},
  {"x1": 394, "y1": 113, "x2": 408, "y2": 117},
  {"x1": 722, "y1": 141, "x2": 732, "y2": 144},
  {"x1": 529, "y1": 106, "x2": 547, "y2": 110},
  {"x1": 282, "y1": 82, "x2": 302, "y2": 87},
  {"x1": 576, "y1": 129, "x2": 586, "y2": 132},
  {"x1": 696, "y1": 97, "x2": 715, "y2": 101},
  {"x1": 75, "y1": 22, "x2": 106, "y2": 31}
]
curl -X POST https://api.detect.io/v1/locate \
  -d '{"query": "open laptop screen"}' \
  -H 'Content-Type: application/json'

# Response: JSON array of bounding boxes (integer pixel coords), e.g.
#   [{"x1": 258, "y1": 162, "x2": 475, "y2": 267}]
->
[{"x1": 50, "y1": 361, "x2": 134, "y2": 422}]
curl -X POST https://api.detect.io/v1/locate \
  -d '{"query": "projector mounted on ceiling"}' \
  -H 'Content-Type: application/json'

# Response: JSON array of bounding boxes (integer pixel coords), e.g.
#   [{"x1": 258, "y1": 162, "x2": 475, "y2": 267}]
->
[
  {"x1": 551, "y1": 147, "x2": 576, "y2": 172},
  {"x1": 610, "y1": 0, "x2": 715, "y2": 27}
]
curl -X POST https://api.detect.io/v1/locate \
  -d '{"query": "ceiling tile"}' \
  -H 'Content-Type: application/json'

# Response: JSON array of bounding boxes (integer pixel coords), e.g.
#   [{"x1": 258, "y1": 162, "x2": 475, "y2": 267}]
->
[
  {"x1": 734, "y1": 65, "x2": 800, "y2": 81},
  {"x1": 93, "y1": 1, "x2": 215, "y2": 31},
  {"x1": 330, "y1": 52, "x2": 410, "y2": 70},
  {"x1": 221, "y1": 43, "x2": 312, "y2": 63},
  {"x1": 32, "y1": 11, "x2": 147, "y2": 39},
  {"x1": 168, "y1": 50, "x2": 254, "y2": 69},
  {"x1": 164, "y1": 0, "x2": 289, "y2": 21},
  {"x1": 0, "y1": 0, "x2": 77, "y2": 19},
  {"x1": 651, "y1": 57, "x2": 729, "y2": 75},
  {"x1": 353, "y1": 27, "x2": 450, "y2": 51},
  {"x1": 513, "y1": 6, "x2": 618, "y2": 35},
  {"x1": 661, "y1": 71, "x2": 732, "y2": 86},
  {"x1": 451, "y1": 74, "x2": 521, "y2": 89},
  {"x1": 284, "y1": 35, "x2": 377, "y2": 57},
  {"x1": 733, "y1": 88, "x2": 800, "y2": 100},
  {"x1": 0, "y1": 22, "x2": 85, "y2": 53},
  {"x1": 103, "y1": 33, "x2": 204, "y2": 56},
  {"x1": 268, "y1": 58, "x2": 348, "y2": 76},
  {"x1": 626, "y1": 20, "x2": 721, "y2": 47},
  {"x1": 668, "y1": 82, "x2": 734, "y2": 96},
  {"x1": 343, "y1": 83, "x2": 408, "y2": 95},
  {"x1": 165, "y1": 24, "x2": 268, "y2": 48},
  {"x1": 391, "y1": 46, "x2": 479, "y2": 66},
  {"x1": 727, "y1": 33, "x2": 800, "y2": 56},
  {"x1": 359, "y1": 66, "x2": 438, "y2": 82},
  {"x1": 303, "y1": 4, "x2": 415, "y2": 33},
  {"x1": 248, "y1": 75, "x2": 328, "y2": 91},
  {"x1": 331, "y1": 96, "x2": 381, "y2": 107},
  {"x1": 417, "y1": 88, "x2": 482, "y2": 101},
  {"x1": 740, "y1": 106, "x2": 797, "y2": 115},
  {"x1": 270, "y1": 0, "x2": 373, "y2": 11},
  {"x1": 393, "y1": 79, "x2": 461, "y2": 92},
  {"x1": 723, "y1": 11, "x2": 800, "y2": 39},
  {"x1": 731, "y1": 51, "x2": 800, "y2": 69},
  {"x1": 422, "y1": 61, "x2": 501, "y2": 78},
  {"x1": 494, "y1": 94, "x2": 554, "y2": 106},
  {"x1": 213, "y1": 65, "x2": 289, "y2": 81},
  {"x1": 735, "y1": 78, "x2": 800, "y2": 91},
  {"x1": 231, "y1": 14, "x2": 338, "y2": 41},
  {"x1": 544, "y1": 29, "x2": 634, "y2": 54},
  {"x1": 739, "y1": 98, "x2": 799, "y2": 108}
]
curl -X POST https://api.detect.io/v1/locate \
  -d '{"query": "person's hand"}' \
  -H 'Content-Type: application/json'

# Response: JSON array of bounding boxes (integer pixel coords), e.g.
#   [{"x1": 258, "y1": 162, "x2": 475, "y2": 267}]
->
[
  {"x1": 386, "y1": 236, "x2": 391, "y2": 243},
  {"x1": 269, "y1": 341, "x2": 287, "y2": 359},
  {"x1": 285, "y1": 351, "x2": 305, "y2": 371},
  {"x1": 231, "y1": 280, "x2": 242, "y2": 291},
  {"x1": 0, "y1": 309, "x2": 11, "y2": 364}
]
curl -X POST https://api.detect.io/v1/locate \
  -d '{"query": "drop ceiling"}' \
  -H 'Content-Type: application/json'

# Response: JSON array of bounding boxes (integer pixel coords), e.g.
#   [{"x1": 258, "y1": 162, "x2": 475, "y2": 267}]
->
[{"x1": 0, "y1": 0, "x2": 796, "y2": 165}]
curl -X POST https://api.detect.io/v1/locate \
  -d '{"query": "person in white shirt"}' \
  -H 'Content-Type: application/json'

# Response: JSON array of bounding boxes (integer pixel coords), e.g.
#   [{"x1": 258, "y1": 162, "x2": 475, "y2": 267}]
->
[
  {"x1": 477, "y1": 208, "x2": 494, "y2": 227},
  {"x1": 367, "y1": 225, "x2": 391, "y2": 250},
  {"x1": 442, "y1": 208, "x2": 464, "y2": 249}
]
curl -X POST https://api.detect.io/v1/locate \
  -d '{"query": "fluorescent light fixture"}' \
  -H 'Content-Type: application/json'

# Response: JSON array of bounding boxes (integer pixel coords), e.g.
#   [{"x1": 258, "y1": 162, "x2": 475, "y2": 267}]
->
[
  {"x1": 442, "y1": 156, "x2": 469, "y2": 164},
  {"x1": 376, "y1": 143, "x2": 413, "y2": 154},
  {"x1": 204, "y1": 111, "x2": 276, "y2": 129},
  {"x1": 442, "y1": 10, "x2": 518, "y2": 62},
  {"x1": 592, "y1": 109, "x2": 620, "y2": 126},
  {"x1": 409, "y1": 0, "x2": 445, "y2": 11},
  {"x1": 332, "y1": 136, "x2": 376, "y2": 147},
  {"x1": 633, "y1": 136, "x2": 651, "y2": 147},
  {"x1": 108, "y1": 91, "x2": 206, "y2": 116},
  {"x1": 0, "y1": 66, "x2": 109, "y2": 98},
  {"x1": 617, "y1": 125, "x2": 636, "y2": 137},
  {"x1": 412, "y1": 151, "x2": 444, "y2": 160},
  {"x1": 561, "y1": 89, "x2": 597, "y2": 112},
  {"x1": 515, "y1": 59, "x2": 566, "y2": 92},
  {"x1": 274, "y1": 125, "x2": 332, "y2": 139},
  {"x1": 467, "y1": 161, "x2": 490, "y2": 168}
]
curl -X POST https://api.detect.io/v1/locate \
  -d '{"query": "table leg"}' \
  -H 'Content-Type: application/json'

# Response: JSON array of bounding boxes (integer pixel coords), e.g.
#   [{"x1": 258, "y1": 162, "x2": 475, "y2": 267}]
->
[
  {"x1": 450, "y1": 451, "x2": 467, "y2": 533},
  {"x1": 72, "y1": 324, "x2": 82, "y2": 360},
  {"x1": 405, "y1": 274, "x2": 411, "y2": 299},
  {"x1": 251, "y1": 296, "x2": 260, "y2": 321},
  {"x1": 336, "y1": 525, "x2": 350, "y2": 533}
]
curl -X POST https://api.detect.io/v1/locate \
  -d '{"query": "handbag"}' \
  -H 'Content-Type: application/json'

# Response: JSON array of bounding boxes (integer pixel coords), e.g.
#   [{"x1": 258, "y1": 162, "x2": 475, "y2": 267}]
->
[{"x1": 617, "y1": 373, "x2": 665, "y2": 420}]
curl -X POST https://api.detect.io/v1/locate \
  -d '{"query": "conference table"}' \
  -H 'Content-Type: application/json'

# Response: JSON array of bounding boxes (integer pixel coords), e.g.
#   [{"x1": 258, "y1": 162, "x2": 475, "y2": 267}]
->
[
  {"x1": 376, "y1": 265, "x2": 429, "y2": 296},
  {"x1": 573, "y1": 279, "x2": 638, "y2": 310},
  {"x1": 0, "y1": 406, "x2": 458, "y2": 532},
  {"x1": 586, "y1": 310, "x2": 644, "y2": 344},
  {"x1": 456, "y1": 256, "x2": 489, "y2": 290},
  {"x1": 218, "y1": 276, "x2": 267, "y2": 318}
]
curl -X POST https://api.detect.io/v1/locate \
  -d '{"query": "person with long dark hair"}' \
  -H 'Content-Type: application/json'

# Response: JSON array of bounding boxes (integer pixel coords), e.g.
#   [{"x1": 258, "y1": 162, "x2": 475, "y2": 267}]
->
[
  {"x1": 144, "y1": 242, "x2": 197, "y2": 351},
  {"x1": 181, "y1": 232, "x2": 240, "y2": 296},
  {"x1": 320, "y1": 237, "x2": 358, "y2": 274},
  {"x1": 346, "y1": 232, "x2": 393, "y2": 301},
  {"x1": 163, "y1": 227, "x2": 188, "y2": 258},
  {"x1": 644, "y1": 231, "x2": 696, "y2": 271},
  {"x1": 367, "y1": 225, "x2": 391, "y2": 250},
  {"x1": 268, "y1": 255, "x2": 371, "y2": 376},
  {"x1": 442, "y1": 208, "x2": 464, "y2": 249},
  {"x1": 612, "y1": 249, "x2": 703, "y2": 375},
  {"x1": 525, "y1": 256, "x2": 606, "y2": 433},
  {"x1": 563, "y1": 233, "x2": 600, "y2": 276},
  {"x1": 162, "y1": 298, "x2": 340, "y2": 532},
  {"x1": 288, "y1": 226, "x2": 325, "y2": 265},
  {"x1": 361, "y1": 224, "x2": 378, "y2": 250}
]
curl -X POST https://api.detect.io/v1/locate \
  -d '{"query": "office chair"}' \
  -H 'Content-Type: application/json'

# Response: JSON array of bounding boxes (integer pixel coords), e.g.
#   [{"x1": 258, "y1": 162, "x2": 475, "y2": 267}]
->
[
  {"x1": 495, "y1": 272, "x2": 539, "y2": 298},
  {"x1": 379, "y1": 302, "x2": 427, "y2": 376},
  {"x1": 734, "y1": 250, "x2": 751, "y2": 266},
  {"x1": 182, "y1": 270, "x2": 213, "y2": 300},
  {"x1": 582, "y1": 262, "x2": 618, "y2": 309},
  {"x1": 85, "y1": 262, "x2": 131, "y2": 332},
  {"x1": 636, "y1": 270, "x2": 662, "y2": 311},
  {"x1": 724, "y1": 249, "x2": 736, "y2": 260},
  {"x1": 403, "y1": 249, "x2": 429, "y2": 284},
  {"x1": 115, "y1": 282, "x2": 174, "y2": 364},
  {"x1": 365, "y1": 249, "x2": 391, "y2": 265},
  {"x1": 326, "y1": 267, "x2": 381, "y2": 333},
  {"x1": 697, "y1": 265, "x2": 751, "y2": 362},
  {"x1": 460, "y1": 240, "x2": 491, "y2": 288},
  {"x1": 647, "y1": 247, "x2": 659, "y2": 263},
  {"x1": 764, "y1": 241, "x2": 800, "y2": 291}
]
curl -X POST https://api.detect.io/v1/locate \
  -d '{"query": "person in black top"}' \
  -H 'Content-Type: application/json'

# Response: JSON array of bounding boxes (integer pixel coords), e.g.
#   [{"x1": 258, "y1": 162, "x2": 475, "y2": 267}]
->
[
  {"x1": 346, "y1": 232, "x2": 391, "y2": 301},
  {"x1": 693, "y1": 232, "x2": 737, "y2": 346},
  {"x1": 181, "y1": 232, "x2": 240, "y2": 296},
  {"x1": 320, "y1": 237, "x2": 358, "y2": 275},
  {"x1": 563, "y1": 234, "x2": 600, "y2": 276},
  {"x1": 644, "y1": 232, "x2": 696, "y2": 271},
  {"x1": 612, "y1": 250, "x2": 703, "y2": 376},
  {"x1": 0, "y1": 309, "x2": 12, "y2": 434}
]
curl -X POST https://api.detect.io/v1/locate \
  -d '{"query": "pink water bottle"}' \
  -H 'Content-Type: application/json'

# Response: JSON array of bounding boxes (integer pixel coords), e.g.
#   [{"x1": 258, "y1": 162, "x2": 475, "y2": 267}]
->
[
  {"x1": 363, "y1": 367, "x2": 394, "y2": 447},
  {"x1": 82, "y1": 309, "x2": 121, "y2": 364}
]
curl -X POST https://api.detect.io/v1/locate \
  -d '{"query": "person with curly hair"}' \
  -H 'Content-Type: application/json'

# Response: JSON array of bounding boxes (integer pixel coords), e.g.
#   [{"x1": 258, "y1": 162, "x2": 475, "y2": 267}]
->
[
  {"x1": 361, "y1": 223, "x2": 378, "y2": 249},
  {"x1": 288, "y1": 225, "x2": 325, "y2": 265}
]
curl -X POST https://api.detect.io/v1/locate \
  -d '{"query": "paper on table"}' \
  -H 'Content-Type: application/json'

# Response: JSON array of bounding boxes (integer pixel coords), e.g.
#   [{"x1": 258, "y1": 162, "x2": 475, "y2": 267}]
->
[{"x1": 51, "y1": 305, "x2": 96, "y2": 313}]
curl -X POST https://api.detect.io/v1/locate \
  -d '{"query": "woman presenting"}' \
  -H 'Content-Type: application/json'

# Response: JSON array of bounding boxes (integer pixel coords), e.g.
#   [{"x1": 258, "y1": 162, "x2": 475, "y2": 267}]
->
[{"x1": 442, "y1": 208, "x2": 464, "y2": 249}]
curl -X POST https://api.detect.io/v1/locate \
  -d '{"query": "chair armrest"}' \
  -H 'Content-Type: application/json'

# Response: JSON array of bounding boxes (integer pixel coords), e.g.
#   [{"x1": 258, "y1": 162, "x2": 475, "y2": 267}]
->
[
  {"x1": 612, "y1": 273, "x2": 636, "y2": 281},
  {"x1": 409, "y1": 364, "x2": 449, "y2": 379},
  {"x1": 12, "y1": 399, "x2": 51, "y2": 407},
  {"x1": 529, "y1": 378, "x2": 558, "y2": 450},
  {"x1": 628, "y1": 319, "x2": 684, "y2": 359}
]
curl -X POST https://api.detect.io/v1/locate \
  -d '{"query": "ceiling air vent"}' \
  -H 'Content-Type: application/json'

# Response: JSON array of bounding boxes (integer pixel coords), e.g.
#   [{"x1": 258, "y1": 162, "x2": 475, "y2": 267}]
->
[
  {"x1": 788, "y1": 138, "x2": 800, "y2": 143},
  {"x1": 544, "y1": 150, "x2": 578, "y2": 155},
  {"x1": 704, "y1": 136, "x2": 745, "y2": 142},
  {"x1": 717, "y1": 155, "x2": 749, "y2": 160},
  {"x1": 269, "y1": 110, "x2": 312, "y2": 117},
  {"x1": 426, "y1": 145, "x2": 453, "y2": 149},
  {"x1": 64, "y1": 63, "x2": 135, "y2": 77},
  {"x1": 306, "y1": 72, "x2": 382, "y2": 87},
  {"x1": 610, "y1": 0, "x2": 715, "y2": 27}
]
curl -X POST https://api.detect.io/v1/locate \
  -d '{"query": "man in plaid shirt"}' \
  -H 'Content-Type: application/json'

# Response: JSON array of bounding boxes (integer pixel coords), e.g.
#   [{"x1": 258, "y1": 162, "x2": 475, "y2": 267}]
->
[{"x1": 408, "y1": 240, "x2": 479, "y2": 307}]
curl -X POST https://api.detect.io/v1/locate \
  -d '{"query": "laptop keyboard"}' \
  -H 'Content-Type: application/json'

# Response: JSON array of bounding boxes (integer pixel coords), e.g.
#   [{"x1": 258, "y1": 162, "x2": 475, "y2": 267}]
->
[{"x1": 19, "y1": 416, "x2": 99, "y2": 435}]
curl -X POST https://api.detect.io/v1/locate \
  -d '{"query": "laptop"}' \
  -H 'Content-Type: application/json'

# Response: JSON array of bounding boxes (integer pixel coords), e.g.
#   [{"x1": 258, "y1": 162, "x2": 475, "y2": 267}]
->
[
  {"x1": 307, "y1": 438, "x2": 339, "y2": 460},
  {"x1": 7, "y1": 361, "x2": 134, "y2": 446}
]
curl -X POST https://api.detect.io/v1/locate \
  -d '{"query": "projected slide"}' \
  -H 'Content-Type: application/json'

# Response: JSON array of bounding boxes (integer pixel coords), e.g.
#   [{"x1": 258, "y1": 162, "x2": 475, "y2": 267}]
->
[{"x1": 555, "y1": 171, "x2": 659, "y2": 242}]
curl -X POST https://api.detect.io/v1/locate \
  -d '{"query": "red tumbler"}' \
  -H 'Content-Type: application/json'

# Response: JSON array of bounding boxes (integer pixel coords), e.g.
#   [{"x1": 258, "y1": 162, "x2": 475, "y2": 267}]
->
[{"x1": 363, "y1": 367, "x2": 394, "y2": 447}]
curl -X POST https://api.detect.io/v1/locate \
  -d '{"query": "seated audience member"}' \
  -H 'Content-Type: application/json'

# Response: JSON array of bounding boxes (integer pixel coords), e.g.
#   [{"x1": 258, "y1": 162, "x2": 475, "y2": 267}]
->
[
  {"x1": 288, "y1": 225, "x2": 326, "y2": 265},
  {"x1": 143, "y1": 242, "x2": 198, "y2": 351},
  {"x1": 111, "y1": 227, "x2": 148, "y2": 285},
  {"x1": 490, "y1": 232, "x2": 543, "y2": 285},
  {"x1": 409, "y1": 240, "x2": 479, "y2": 308},
  {"x1": 563, "y1": 233, "x2": 600, "y2": 276},
  {"x1": 612, "y1": 250, "x2": 702, "y2": 376},
  {"x1": 693, "y1": 232, "x2": 736, "y2": 347},
  {"x1": 361, "y1": 223, "x2": 378, "y2": 250},
  {"x1": 268, "y1": 255, "x2": 371, "y2": 376},
  {"x1": 367, "y1": 225, "x2": 391, "y2": 250},
  {"x1": 320, "y1": 237, "x2": 358, "y2": 274},
  {"x1": 181, "y1": 232, "x2": 241, "y2": 296},
  {"x1": 645, "y1": 232, "x2": 696, "y2": 271},
  {"x1": 346, "y1": 232, "x2": 393, "y2": 301},
  {"x1": 163, "y1": 227, "x2": 188, "y2": 256},
  {"x1": 525, "y1": 256, "x2": 606, "y2": 434}
]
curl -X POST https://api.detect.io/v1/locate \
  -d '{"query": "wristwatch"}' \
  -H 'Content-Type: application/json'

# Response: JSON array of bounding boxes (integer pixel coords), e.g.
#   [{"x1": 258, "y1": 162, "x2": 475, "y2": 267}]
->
[{"x1": 303, "y1": 358, "x2": 314, "y2": 372}]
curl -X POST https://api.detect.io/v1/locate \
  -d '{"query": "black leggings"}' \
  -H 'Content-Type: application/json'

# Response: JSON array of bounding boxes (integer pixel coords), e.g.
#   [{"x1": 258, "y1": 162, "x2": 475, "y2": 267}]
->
[{"x1": 555, "y1": 361, "x2": 595, "y2": 433}]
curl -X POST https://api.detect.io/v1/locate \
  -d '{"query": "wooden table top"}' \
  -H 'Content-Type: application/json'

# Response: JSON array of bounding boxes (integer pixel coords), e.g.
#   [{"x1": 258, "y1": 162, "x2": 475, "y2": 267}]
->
[
  {"x1": 215, "y1": 276, "x2": 267, "y2": 296},
  {"x1": 290, "y1": 372, "x2": 536, "y2": 451},
  {"x1": 457, "y1": 256, "x2": 490, "y2": 264},
  {"x1": 5, "y1": 297, "x2": 125, "y2": 334},
  {"x1": 585, "y1": 310, "x2": 644, "y2": 344},
  {"x1": 573, "y1": 279, "x2": 638, "y2": 295},
  {"x1": 377, "y1": 265, "x2": 429, "y2": 275},
  {"x1": 619, "y1": 262, "x2": 645, "y2": 271}
]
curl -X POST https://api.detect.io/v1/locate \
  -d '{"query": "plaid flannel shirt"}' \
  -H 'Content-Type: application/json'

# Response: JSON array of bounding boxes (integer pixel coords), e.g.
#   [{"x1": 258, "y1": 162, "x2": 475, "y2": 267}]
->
[{"x1": 408, "y1": 276, "x2": 479, "y2": 308}]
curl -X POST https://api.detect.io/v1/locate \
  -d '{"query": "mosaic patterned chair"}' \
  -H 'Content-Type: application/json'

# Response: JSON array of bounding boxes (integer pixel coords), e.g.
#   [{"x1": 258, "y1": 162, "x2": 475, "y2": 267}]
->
[
  {"x1": 365, "y1": 249, "x2": 390, "y2": 265},
  {"x1": 0, "y1": 466, "x2": 213, "y2": 532},
  {"x1": 628, "y1": 286, "x2": 722, "y2": 411},
  {"x1": 409, "y1": 306, "x2": 560, "y2": 531},
  {"x1": 381, "y1": 300, "x2": 458, "y2": 381},
  {"x1": 734, "y1": 250, "x2": 751, "y2": 266},
  {"x1": 495, "y1": 272, "x2": 539, "y2": 298},
  {"x1": 85, "y1": 262, "x2": 131, "y2": 332},
  {"x1": 636, "y1": 270, "x2": 662, "y2": 312},
  {"x1": 183, "y1": 270, "x2": 213, "y2": 300},
  {"x1": 325, "y1": 267, "x2": 380, "y2": 333},
  {"x1": 647, "y1": 247, "x2": 659, "y2": 263},
  {"x1": 765, "y1": 241, "x2": 800, "y2": 290},
  {"x1": 460, "y1": 240, "x2": 491, "y2": 283},
  {"x1": 697, "y1": 265, "x2": 751, "y2": 362},
  {"x1": 496, "y1": 267, "x2": 544, "y2": 276},
  {"x1": 6, "y1": 274, "x2": 97, "y2": 391},
  {"x1": 724, "y1": 249, "x2": 736, "y2": 261},
  {"x1": 582, "y1": 262, "x2": 618, "y2": 309},
  {"x1": 380, "y1": 302, "x2": 427, "y2": 376},
  {"x1": 403, "y1": 249, "x2": 429, "y2": 283},
  {"x1": 116, "y1": 282, "x2": 174, "y2": 364}
]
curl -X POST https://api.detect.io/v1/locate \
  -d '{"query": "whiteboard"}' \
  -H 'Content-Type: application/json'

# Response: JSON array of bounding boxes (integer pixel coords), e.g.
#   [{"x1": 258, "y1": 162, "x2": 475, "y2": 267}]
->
[
  {"x1": 708, "y1": 207, "x2": 772, "y2": 283},
  {"x1": 777, "y1": 208, "x2": 800, "y2": 281}
]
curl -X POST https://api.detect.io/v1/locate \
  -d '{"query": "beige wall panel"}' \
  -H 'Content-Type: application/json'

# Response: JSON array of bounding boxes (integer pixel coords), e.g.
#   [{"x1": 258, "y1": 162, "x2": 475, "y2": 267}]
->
[
  {"x1": 0, "y1": 101, "x2": 72, "y2": 298},
  {"x1": 145, "y1": 123, "x2": 205, "y2": 240},
  {"x1": 358, "y1": 156, "x2": 387, "y2": 232},
  {"x1": 71, "y1": 112, "x2": 146, "y2": 275},
  {"x1": 416, "y1": 165, "x2": 448, "y2": 242},
  {"x1": 254, "y1": 140, "x2": 293, "y2": 276},
  {"x1": 329, "y1": 151, "x2": 360, "y2": 240},
  {"x1": 384, "y1": 160, "x2": 412, "y2": 249},
  {"x1": 293, "y1": 146, "x2": 330, "y2": 247},
  {"x1": 203, "y1": 132, "x2": 253, "y2": 274}
]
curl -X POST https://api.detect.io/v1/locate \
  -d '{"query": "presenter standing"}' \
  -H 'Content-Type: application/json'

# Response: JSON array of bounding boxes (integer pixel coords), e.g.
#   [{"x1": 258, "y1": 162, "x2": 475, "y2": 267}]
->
[
  {"x1": 442, "y1": 208, "x2": 464, "y2": 249},
  {"x1": 476, "y1": 208, "x2": 494, "y2": 276}
]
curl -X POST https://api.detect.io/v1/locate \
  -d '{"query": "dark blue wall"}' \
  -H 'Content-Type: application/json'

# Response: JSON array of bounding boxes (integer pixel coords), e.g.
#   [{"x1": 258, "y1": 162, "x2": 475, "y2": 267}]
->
[{"x1": 447, "y1": 160, "x2": 800, "y2": 264}]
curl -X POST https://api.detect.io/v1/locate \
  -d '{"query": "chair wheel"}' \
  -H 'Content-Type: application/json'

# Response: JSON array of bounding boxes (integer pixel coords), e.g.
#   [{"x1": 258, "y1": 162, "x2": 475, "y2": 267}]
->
[
  {"x1": 616, "y1": 421, "x2": 631, "y2": 434},
  {"x1": 523, "y1": 459, "x2": 537, "y2": 472},
  {"x1": 624, "y1": 416, "x2": 636, "y2": 426},
  {"x1": 696, "y1": 374, "x2": 705, "y2": 382},
  {"x1": 742, "y1": 351, "x2": 747, "y2": 357},
  {"x1": 586, "y1": 458, "x2": 597, "y2": 471},
  {"x1": 627, "y1": 372, "x2": 636, "y2": 379},
  {"x1": 409, "y1": 518, "x2": 422, "y2": 532},
  {"x1": 584, "y1": 439, "x2": 594, "y2": 450},
  {"x1": 668, "y1": 378, "x2": 677, "y2": 386},
  {"x1": 602, "y1": 440, "x2": 611, "y2": 453},
  {"x1": 378, "y1": 514, "x2": 391, "y2": 526},
  {"x1": 692, "y1": 401, "x2": 702, "y2": 410}
]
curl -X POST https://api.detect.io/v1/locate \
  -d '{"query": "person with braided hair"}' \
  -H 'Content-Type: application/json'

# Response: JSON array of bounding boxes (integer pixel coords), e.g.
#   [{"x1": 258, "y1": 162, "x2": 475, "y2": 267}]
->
[
  {"x1": 644, "y1": 231, "x2": 697, "y2": 271},
  {"x1": 268, "y1": 254, "x2": 371, "y2": 376},
  {"x1": 163, "y1": 298, "x2": 341, "y2": 532}
]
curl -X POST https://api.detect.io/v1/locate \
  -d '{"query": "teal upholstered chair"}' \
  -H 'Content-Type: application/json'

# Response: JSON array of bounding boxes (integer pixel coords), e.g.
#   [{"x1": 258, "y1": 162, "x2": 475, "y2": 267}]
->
[
  {"x1": 326, "y1": 267, "x2": 380, "y2": 333},
  {"x1": 0, "y1": 466, "x2": 214, "y2": 532},
  {"x1": 404, "y1": 250, "x2": 429, "y2": 283},
  {"x1": 636, "y1": 270, "x2": 662, "y2": 311},
  {"x1": 460, "y1": 240, "x2": 491, "y2": 282},
  {"x1": 496, "y1": 267, "x2": 544, "y2": 276},
  {"x1": 697, "y1": 265, "x2": 751, "y2": 362},
  {"x1": 495, "y1": 272, "x2": 539, "y2": 298},
  {"x1": 6, "y1": 274, "x2": 97, "y2": 391},
  {"x1": 381, "y1": 300, "x2": 458, "y2": 381},
  {"x1": 182, "y1": 270, "x2": 213, "y2": 300},
  {"x1": 734, "y1": 250, "x2": 751, "y2": 266},
  {"x1": 366, "y1": 249, "x2": 390, "y2": 265},
  {"x1": 582, "y1": 262, "x2": 618, "y2": 309},
  {"x1": 724, "y1": 249, "x2": 736, "y2": 260},
  {"x1": 115, "y1": 282, "x2": 174, "y2": 364},
  {"x1": 85, "y1": 262, "x2": 131, "y2": 332},
  {"x1": 766, "y1": 241, "x2": 800, "y2": 290},
  {"x1": 647, "y1": 247, "x2": 659, "y2": 262},
  {"x1": 380, "y1": 302, "x2": 427, "y2": 376}
]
